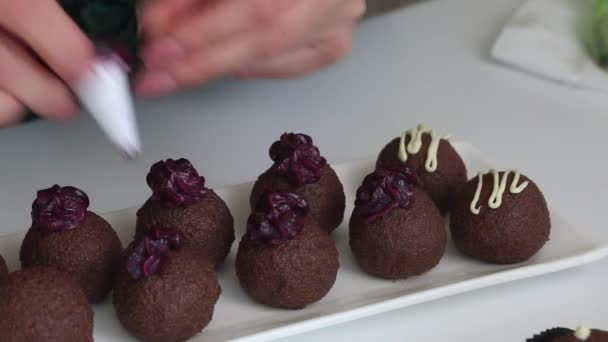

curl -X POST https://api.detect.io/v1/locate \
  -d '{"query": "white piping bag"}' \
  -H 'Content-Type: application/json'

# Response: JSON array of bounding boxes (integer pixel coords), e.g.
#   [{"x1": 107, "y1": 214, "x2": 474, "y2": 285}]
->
[{"x1": 73, "y1": 52, "x2": 141, "y2": 159}]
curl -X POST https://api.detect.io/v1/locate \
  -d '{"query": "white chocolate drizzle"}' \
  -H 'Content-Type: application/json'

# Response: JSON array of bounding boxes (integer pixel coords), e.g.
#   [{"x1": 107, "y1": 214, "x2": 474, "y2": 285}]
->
[
  {"x1": 470, "y1": 172, "x2": 483, "y2": 214},
  {"x1": 469, "y1": 169, "x2": 530, "y2": 215},
  {"x1": 574, "y1": 326, "x2": 592, "y2": 341},
  {"x1": 398, "y1": 124, "x2": 450, "y2": 172}
]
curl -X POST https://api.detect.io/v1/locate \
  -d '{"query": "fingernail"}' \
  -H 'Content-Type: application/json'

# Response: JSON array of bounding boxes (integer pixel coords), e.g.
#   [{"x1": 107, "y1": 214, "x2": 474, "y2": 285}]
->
[
  {"x1": 135, "y1": 72, "x2": 177, "y2": 97},
  {"x1": 141, "y1": 38, "x2": 185, "y2": 68}
]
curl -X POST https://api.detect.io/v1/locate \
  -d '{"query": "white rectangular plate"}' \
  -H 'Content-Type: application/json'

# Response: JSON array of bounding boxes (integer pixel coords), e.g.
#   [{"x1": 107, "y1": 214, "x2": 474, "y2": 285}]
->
[{"x1": 2, "y1": 142, "x2": 607, "y2": 342}]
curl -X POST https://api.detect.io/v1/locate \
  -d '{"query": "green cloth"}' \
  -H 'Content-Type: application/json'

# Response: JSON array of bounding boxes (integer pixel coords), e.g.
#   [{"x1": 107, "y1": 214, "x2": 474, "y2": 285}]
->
[
  {"x1": 58, "y1": 0, "x2": 140, "y2": 62},
  {"x1": 587, "y1": 0, "x2": 608, "y2": 67}
]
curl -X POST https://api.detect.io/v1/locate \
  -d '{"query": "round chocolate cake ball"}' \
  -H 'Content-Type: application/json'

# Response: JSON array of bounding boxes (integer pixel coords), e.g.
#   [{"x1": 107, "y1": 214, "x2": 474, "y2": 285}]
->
[
  {"x1": 250, "y1": 133, "x2": 345, "y2": 233},
  {"x1": 527, "y1": 326, "x2": 608, "y2": 342},
  {"x1": 349, "y1": 167, "x2": 446, "y2": 279},
  {"x1": 237, "y1": 192, "x2": 339, "y2": 309},
  {"x1": 135, "y1": 158, "x2": 234, "y2": 268},
  {"x1": 0, "y1": 266, "x2": 93, "y2": 342},
  {"x1": 0, "y1": 254, "x2": 8, "y2": 283},
  {"x1": 19, "y1": 185, "x2": 123, "y2": 303},
  {"x1": 376, "y1": 124, "x2": 467, "y2": 214},
  {"x1": 450, "y1": 169, "x2": 550, "y2": 264},
  {"x1": 114, "y1": 227, "x2": 221, "y2": 342}
]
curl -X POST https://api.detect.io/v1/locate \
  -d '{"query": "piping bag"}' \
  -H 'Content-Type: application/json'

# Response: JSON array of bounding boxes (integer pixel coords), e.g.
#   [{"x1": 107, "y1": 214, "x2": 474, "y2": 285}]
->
[{"x1": 73, "y1": 48, "x2": 141, "y2": 160}]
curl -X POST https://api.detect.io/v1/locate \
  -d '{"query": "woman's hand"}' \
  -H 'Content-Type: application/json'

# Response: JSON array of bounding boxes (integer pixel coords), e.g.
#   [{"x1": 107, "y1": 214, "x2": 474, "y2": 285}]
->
[
  {"x1": 0, "y1": 0, "x2": 95, "y2": 127},
  {"x1": 136, "y1": 0, "x2": 366, "y2": 96}
]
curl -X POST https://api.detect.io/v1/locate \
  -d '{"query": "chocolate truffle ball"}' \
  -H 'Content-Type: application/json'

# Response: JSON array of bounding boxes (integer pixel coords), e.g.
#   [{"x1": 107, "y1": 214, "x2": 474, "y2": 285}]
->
[
  {"x1": 0, "y1": 266, "x2": 93, "y2": 342},
  {"x1": 527, "y1": 326, "x2": 608, "y2": 342},
  {"x1": 376, "y1": 124, "x2": 467, "y2": 214},
  {"x1": 237, "y1": 192, "x2": 339, "y2": 309},
  {"x1": 349, "y1": 167, "x2": 446, "y2": 279},
  {"x1": 135, "y1": 158, "x2": 234, "y2": 267},
  {"x1": 114, "y1": 227, "x2": 221, "y2": 342},
  {"x1": 250, "y1": 133, "x2": 345, "y2": 233},
  {"x1": 19, "y1": 185, "x2": 123, "y2": 303},
  {"x1": 0, "y1": 254, "x2": 8, "y2": 283},
  {"x1": 450, "y1": 170, "x2": 550, "y2": 264}
]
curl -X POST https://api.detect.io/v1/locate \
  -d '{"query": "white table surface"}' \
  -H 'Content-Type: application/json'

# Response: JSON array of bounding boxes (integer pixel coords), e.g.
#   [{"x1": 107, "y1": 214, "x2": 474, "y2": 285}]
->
[{"x1": 1, "y1": 0, "x2": 607, "y2": 340}]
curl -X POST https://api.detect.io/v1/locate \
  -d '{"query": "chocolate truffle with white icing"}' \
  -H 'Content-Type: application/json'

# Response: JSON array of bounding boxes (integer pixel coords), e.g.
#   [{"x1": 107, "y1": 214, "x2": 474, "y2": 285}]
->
[
  {"x1": 237, "y1": 192, "x2": 339, "y2": 309},
  {"x1": 450, "y1": 169, "x2": 551, "y2": 264},
  {"x1": 135, "y1": 158, "x2": 235, "y2": 267},
  {"x1": 376, "y1": 124, "x2": 467, "y2": 214},
  {"x1": 250, "y1": 133, "x2": 346, "y2": 233},
  {"x1": 527, "y1": 325, "x2": 608, "y2": 342},
  {"x1": 19, "y1": 185, "x2": 123, "y2": 303},
  {"x1": 349, "y1": 167, "x2": 446, "y2": 279},
  {"x1": 114, "y1": 227, "x2": 221, "y2": 342}
]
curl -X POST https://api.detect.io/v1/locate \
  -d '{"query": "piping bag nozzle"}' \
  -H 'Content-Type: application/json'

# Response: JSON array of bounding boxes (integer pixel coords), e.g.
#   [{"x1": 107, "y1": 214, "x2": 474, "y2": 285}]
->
[{"x1": 73, "y1": 54, "x2": 141, "y2": 160}]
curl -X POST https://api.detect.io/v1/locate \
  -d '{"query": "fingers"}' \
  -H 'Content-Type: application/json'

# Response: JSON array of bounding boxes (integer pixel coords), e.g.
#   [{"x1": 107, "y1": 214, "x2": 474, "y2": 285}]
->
[
  {"x1": 237, "y1": 26, "x2": 355, "y2": 79},
  {"x1": 233, "y1": 0, "x2": 364, "y2": 79},
  {"x1": 0, "y1": 33, "x2": 78, "y2": 119},
  {"x1": 136, "y1": 0, "x2": 366, "y2": 96},
  {"x1": 135, "y1": 34, "x2": 258, "y2": 96},
  {"x1": 0, "y1": 91, "x2": 25, "y2": 128},
  {"x1": 142, "y1": 0, "x2": 258, "y2": 50},
  {"x1": 0, "y1": 0, "x2": 95, "y2": 83},
  {"x1": 136, "y1": 1, "x2": 320, "y2": 95},
  {"x1": 133, "y1": 71, "x2": 177, "y2": 98},
  {"x1": 166, "y1": 0, "x2": 291, "y2": 50},
  {"x1": 344, "y1": 0, "x2": 367, "y2": 21},
  {"x1": 140, "y1": 0, "x2": 317, "y2": 69},
  {"x1": 135, "y1": 26, "x2": 352, "y2": 95},
  {"x1": 139, "y1": 0, "x2": 201, "y2": 38}
]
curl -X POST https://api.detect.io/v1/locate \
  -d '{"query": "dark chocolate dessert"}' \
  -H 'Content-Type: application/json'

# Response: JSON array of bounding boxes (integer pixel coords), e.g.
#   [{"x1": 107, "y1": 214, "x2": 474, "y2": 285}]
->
[
  {"x1": 349, "y1": 167, "x2": 446, "y2": 279},
  {"x1": 237, "y1": 191, "x2": 339, "y2": 309},
  {"x1": 114, "y1": 227, "x2": 221, "y2": 342},
  {"x1": 250, "y1": 133, "x2": 345, "y2": 233},
  {"x1": 19, "y1": 185, "x2": 123, "y2": 303},
  {"x1": 0, "y1": 254, "x2": 8, "y2": 283},
  {"x1": 527, "y1": 326, "x2": 608, "y2": 342},
  {"x1": 0, "y1": 266, "x2": 93, "y2": 342},
  {"x1": 376, "y1": 124, "x2": 467, "y2": 214},
  {"x1": 450, "y1": 169, "x2": 550, "y2": 264},
  {"x1": 135, "y1": 158, "x2": 234, "y2": 267}
]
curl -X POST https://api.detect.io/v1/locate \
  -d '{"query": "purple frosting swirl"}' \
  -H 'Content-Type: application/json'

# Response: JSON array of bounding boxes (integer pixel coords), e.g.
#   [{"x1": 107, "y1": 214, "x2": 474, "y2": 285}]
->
[
  {"x1": 247, "y1": 192, "x2": 309, "y2": 245},
  {"x1": 124, "y1": 227, "x2": 184, "y2": 280},
  {"x1": 269, "y1": 133, "x2": 327, "y2": 186},
  {"x1": 146, "y1": 158, "x2": 208, "y2": 208},
  {"x1": 31, "y1": 185, "x2": 90, "y2": 234},
  {"x1": 354, "y1": 166, "x2": 417, "y2": 222}
]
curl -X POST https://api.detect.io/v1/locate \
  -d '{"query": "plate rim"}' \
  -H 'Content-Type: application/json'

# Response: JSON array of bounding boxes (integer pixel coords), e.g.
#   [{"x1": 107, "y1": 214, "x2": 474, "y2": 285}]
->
[{"x1": 231, "y1": 245, "x2": 608, "y2": 341}]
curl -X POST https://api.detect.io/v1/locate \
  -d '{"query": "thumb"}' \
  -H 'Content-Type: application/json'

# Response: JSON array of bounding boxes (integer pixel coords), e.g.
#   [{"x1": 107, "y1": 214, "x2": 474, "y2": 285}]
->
[{"x1": 0, "y1": 0, "x2": 96, "y2": 84}]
